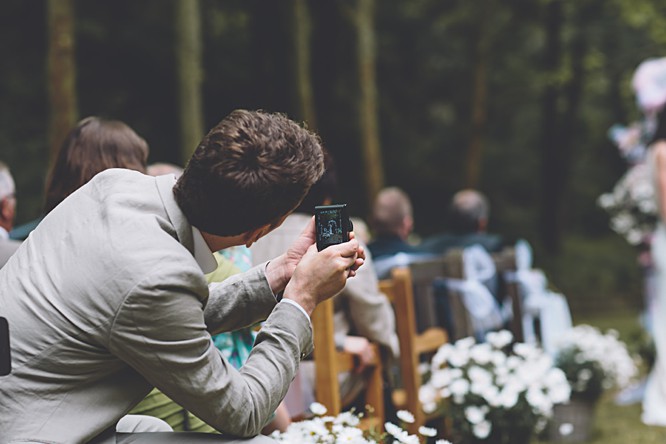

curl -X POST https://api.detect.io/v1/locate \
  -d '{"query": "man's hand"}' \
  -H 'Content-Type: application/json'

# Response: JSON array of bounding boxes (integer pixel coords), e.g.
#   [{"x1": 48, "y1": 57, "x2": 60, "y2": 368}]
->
[
  {"x1": 282, "y1": 236, "x2": 363, "y2": 316},
  {"x1": 265, "y1": 217, "x2": 365, "y2": 295},
  {"x1": 264, "y1": 217, "x2": 317, "y2": 294},
  {"x1": 343, "y1": 336, "x2": 376, "y2": 374}
]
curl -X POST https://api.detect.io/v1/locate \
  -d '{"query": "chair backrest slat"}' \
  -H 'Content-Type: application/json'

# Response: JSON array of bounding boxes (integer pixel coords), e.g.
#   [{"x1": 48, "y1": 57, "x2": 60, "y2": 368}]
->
[
  {"x1": 380, "y1": 266, "x2": 448, "y2": 434},
  {"x1": 312, "y1": 297, "x2": 385, "y2": 426},
  {"x1": 492, "y1": 247, "x2": 524, "y2": 343}
]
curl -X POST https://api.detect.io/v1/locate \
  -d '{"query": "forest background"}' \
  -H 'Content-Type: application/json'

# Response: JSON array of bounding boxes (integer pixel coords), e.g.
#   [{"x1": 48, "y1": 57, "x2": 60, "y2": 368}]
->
[{"x1": 2, "y1": 0, "x2": 665, "y2": 315}]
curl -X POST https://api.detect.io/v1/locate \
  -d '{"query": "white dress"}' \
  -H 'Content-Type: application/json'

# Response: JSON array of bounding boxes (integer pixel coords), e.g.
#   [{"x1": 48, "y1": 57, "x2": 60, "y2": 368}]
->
[{"x1": 643, "y1": 143, "x2": 666, "y2": 426}]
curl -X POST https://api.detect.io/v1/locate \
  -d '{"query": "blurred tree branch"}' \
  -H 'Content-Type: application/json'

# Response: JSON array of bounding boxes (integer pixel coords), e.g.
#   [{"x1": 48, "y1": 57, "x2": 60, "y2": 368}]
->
[
  {"x1": 47, "y1": 0, "x2": 78, "y2": 161},
  {"x1": 176, "y1": 0, "x2": 204, "y2": 163}
]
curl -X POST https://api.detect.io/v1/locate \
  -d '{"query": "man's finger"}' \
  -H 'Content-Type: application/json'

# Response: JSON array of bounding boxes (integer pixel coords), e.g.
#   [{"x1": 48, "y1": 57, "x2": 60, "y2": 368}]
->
[
  {"x1": 329, "y1": 238, "x2": 360, "y2": 258},
  {"x1": 300, "y1": 217, "x2": 317, "y2": 242},
  {"x1": 350, "y1": 258, "x2": 364, "y2": 271}
]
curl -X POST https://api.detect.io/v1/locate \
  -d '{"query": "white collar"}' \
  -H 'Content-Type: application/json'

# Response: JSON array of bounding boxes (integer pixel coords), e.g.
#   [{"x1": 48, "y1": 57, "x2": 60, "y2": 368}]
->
[
  {"x1": 191, "y1": 226, "x2": 218, "y2": 274},
  {"x1": 0, "y1": 226, "x2": 8, "y2": 240}
]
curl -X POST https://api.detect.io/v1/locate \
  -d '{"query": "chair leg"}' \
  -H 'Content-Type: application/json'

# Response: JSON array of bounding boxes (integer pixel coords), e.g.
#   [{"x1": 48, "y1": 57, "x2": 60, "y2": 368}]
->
[{"x1": 364, "y1": 360, "x2": 385, "y2": 425}]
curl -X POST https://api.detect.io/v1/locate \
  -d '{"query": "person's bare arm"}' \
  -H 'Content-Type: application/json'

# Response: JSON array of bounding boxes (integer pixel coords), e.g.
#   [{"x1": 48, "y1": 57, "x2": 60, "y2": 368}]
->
[
  {"x1": 343, "y1": 335, "x2": 377, "y2": 373},
  {"x1": 655, "y1": 141, "x2": 666, "y2": 222}
]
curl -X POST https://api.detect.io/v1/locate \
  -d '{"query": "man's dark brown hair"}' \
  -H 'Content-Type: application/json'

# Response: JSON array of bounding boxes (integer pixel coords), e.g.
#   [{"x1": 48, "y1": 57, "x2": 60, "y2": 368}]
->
[{"x1": 174, "y1": 110, "x2": 325, "y2": 236}]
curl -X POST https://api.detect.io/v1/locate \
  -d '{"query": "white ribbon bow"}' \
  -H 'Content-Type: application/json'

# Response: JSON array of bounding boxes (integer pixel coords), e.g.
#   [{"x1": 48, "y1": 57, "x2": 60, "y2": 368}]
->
[{"x1": 446, "y1": 245, "x2": 503, "y2": 334}]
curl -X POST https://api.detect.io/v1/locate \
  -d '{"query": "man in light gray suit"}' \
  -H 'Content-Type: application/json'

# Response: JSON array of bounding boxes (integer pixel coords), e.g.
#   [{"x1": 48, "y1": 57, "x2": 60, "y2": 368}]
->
[
  {"x1": 0, "y1": 161, "x2": 20, "y2": 269},
  {"x1": 0, "y1": 110, "x2": 365, "y2": 444}
]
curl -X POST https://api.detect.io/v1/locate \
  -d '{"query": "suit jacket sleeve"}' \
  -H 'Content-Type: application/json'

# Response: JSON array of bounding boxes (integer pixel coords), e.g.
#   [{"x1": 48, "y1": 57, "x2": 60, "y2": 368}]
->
[
  {"x1": 108, "y1": 263, "x2": 313, "y2": 437},
  {"x1": 203, "y1": 263, "x2": 276, "y2": 334}
]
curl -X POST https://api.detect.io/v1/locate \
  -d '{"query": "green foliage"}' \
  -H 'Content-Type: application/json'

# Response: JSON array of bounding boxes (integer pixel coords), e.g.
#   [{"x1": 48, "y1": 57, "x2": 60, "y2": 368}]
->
[
  {"x1": 555, "y1": 347, "x2": 606, "y2": 400},
  {"x1": 626, "y1": 325, "x2": 656, "y2": 371},
  {"x1": 1, "y1": 0, "x2": 665, "y2": 311},
  {"x1": 537, "y1": 310, "x2": 666, "y2": 444},
  {"x1": 537, "y1": 235, "x2": 643, "y2": 315}
]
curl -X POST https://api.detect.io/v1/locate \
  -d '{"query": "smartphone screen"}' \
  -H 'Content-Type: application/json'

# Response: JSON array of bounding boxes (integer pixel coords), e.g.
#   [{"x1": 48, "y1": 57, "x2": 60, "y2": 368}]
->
[
  {"x1": 315, "y1": 204, "x2": 349, "y2": 251},
  {"x1": 318, "y1": 208, "x2": 344, "y2": 243}
]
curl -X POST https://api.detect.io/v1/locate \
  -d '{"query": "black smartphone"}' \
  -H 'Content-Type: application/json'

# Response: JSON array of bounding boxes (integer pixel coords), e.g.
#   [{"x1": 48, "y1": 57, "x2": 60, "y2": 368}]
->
[
  {"x1": 314, "y1": 204, "x2": 354, "y2": 251},
  {"x1": 0, "y1": 317, "x2": 10, "y2": 376}
]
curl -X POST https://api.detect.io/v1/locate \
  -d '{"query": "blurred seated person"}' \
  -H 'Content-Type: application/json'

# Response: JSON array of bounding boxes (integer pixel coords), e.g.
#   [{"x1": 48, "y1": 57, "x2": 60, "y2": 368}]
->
[
  {"x1": 0, "y1": 161, "x2": 20, "y2": 268},
  {"x1": 421, "y1": 188, "x2": 503, "y2": 255},
  {"x1": 9, "y1": 116, "x2": 149, "y2": 240},
  {"x1": 422, "y1": 189, "x2": 505, "y2": 312},
  {"x1": 147, "y1": 162, "x2": 183, "y2": 178},
  {"x1": 367, "y1": 187, "x2": 434, "y2": 279},
  {"x1": 350, "y1": 216, "x2": 371, "y2": 245},
  {"x1": 250, "y1": 155, "x2": 399, "y2": 417}
]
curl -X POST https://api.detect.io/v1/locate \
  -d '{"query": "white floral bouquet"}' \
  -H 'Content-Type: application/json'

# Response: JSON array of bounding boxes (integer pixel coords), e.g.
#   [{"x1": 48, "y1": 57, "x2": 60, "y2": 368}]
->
[
  {"x1": 597, "y1": 162, "x2": 658, "y2": 247},
  {"x1": 271, "y1": 403, "x2": 452, "y2": 444},
  {"x1": 419, "y1": 331, "x2": 571, "y2": 444},
  {"x1": 552, "y1": 325, "x2": 638, "y2": 401},
  {"x1": 598, "y1": 115, "x2": 658, "y2": 247}
]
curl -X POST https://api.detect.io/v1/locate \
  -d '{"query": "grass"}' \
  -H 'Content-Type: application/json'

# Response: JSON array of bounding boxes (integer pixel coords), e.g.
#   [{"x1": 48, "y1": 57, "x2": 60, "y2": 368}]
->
[{"x1": 533, "y1": 309, "x2": 666, "y2": 444}]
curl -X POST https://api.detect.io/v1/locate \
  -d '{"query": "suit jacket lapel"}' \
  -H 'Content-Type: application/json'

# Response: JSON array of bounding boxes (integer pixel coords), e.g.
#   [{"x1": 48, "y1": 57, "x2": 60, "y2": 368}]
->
[{"x1": 155, "y1": 174, "x2": 194, "y2": 255}]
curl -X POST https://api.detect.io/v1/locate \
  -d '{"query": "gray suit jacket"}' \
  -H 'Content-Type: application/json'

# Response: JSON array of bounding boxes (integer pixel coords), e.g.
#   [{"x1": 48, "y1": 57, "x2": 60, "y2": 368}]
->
[{"x1": 0, "y1": 169, "x2": 313, "y2": 443}]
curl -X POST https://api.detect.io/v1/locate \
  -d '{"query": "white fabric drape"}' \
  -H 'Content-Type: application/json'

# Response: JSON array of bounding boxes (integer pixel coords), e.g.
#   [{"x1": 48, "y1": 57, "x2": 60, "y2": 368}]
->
[
  {"x1": 446, "y1": 245, "x2": 504, "y2": 335},
  {"x1": 504, "y1": 239, "x2": 572, "y2": 354}
]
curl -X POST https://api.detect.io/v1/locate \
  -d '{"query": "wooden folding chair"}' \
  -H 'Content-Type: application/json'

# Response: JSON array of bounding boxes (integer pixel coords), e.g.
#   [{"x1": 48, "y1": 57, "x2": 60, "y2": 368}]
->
[
  {"x1": 492, "y1": 246, "x2": 525, "y2": 343},
  {"x1": 436, "y1": 250, "x2": 476, "y2": 341},
  {"x1": 379, "y1": 266, "x2": 449, "y2": 435},
  {"x1": 311, "y1": 297, "x2": 385, "y2": 429}
]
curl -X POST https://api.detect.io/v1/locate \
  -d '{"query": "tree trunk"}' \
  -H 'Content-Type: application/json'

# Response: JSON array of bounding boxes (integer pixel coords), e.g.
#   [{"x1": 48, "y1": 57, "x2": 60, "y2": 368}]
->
[
  {"x1": 353, "y1": 0, "x2": 384, "y2": 208},
  {"x1": 47, "y1": 0, "x2": 78, "y2": 161},
  {"x1": 539, "y1": 0, "x2": 563, "y2": 254},
  {"x1": 465, "y1": 0, "x2": 493, "y2": 189},
  {"x1": 292, "y1": 0, "x2": 317, "y2": 131},
  {"x1": 175, "y1": 0, "x2": 204, "y2": 164},
  {"x1": 539, "y1": 0, "x2": 589, "y2": 254}
]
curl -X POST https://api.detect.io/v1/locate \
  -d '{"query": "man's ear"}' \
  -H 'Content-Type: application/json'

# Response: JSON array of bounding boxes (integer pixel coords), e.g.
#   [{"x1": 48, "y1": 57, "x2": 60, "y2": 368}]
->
[
  {"x1": 243, "y1": 227, "x2": 264, "y2": 248},
  {"x1": 0, "y1": 198, "x2": 10, "y2": 221},
  {"x1": 243, "y1": 222, "x2": 278, "y2": 248},
  {"x1": 243, "y1": 214, "x2": 290, "y2": 247},
  {"x1": 0, "y1": 197, "x2": 15, "y2": 230},
  {"x1": 400, "y1": 215, "x2": 413, "y2": 240}
]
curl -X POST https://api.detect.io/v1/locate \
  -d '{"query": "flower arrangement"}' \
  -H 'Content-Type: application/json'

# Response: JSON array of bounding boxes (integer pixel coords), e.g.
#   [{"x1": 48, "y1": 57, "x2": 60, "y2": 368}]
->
[
  {"x1": 597, "y1": 162, "x2": 658, "y2": 247},
  {"x1": 598, "y1": 113, "x2": 658, "y2": 248},
  {"x1": 418, "y1": 331, "x2": 571, "y2": 444},
  {"x1": 271, "y1": 403, "x2": 452, "y2": 444},
  {"x1": 552, "y1": 325, "x2": 638, "y2": 401}
]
